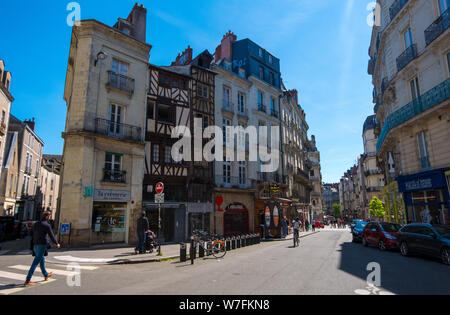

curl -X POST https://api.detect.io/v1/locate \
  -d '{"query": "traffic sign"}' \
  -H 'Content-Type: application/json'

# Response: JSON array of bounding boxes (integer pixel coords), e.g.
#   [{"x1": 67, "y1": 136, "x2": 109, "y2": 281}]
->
[
  {"x1": 155, "y1": 182, "x2": 164, "y2": 194},
  {"x1": 155, "y1": 193, "x2": 165, "y2": 204},
  {"x1": 60, "y1": 223, "x2": 71, "y2": 235}
]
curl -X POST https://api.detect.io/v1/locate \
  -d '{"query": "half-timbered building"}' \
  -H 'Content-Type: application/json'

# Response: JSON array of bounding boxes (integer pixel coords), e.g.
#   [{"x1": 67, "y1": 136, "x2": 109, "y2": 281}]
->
[{"x1": 143, "y1": 48, "x2": 215, "y2": 242}]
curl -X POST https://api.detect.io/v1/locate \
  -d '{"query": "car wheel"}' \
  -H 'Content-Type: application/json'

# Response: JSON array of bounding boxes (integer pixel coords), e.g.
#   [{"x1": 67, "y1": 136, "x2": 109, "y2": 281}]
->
[
  {"x1": 378, "y1": 240, "x2": 386, "y2": 251},
  {"x1": 441, "y1": 247, "x2": 450, "y2": 266},
  {"x1": 362, "y1": 237, "x2": 368, "y2": 247},
  {"x1": 400, "y1": 242, "x2": 409, "y2": 257}
]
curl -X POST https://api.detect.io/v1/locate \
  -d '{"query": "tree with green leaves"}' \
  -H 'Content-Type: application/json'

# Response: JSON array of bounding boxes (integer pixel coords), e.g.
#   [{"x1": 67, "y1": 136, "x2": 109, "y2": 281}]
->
[
  {"x1": 332, "y1": 203, "x2": 341, "y2": 218},
  {"x1": 369, "y1": 196, "x2": 386, "y2": 220}
]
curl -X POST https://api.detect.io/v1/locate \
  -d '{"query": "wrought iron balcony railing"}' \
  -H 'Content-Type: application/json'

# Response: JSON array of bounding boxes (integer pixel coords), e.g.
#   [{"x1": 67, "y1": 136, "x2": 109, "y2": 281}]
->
[
  {"x1": 103, "y1": 169, "x2": 127, "y2": 183},
  {"x1": 389, "y1": 0, "x2": 409, "y2": 21},
  {"x1": 258, "y1": 104, "x2": 267, "y2": 113},
  {"x1": 222, "y1": 102, "x2": 234, "y2": 113},
  {"x1": 425, "y1": 8, "x2": 450, "y2": 46},
  {"x1": 237, "y1": 107, "x2": 248, "y2": 117},
  {"x1": 396, "y1": 44, "x2": 417, "y2": 72},
  {"x1": 94, "y1": 118, "x2": 142, "y2": 142},
  {"x1": 215, "y1": 176, "x2": 251, "y2": 189},
  {"x1": 377, "y1": 78, "x2": 450, "y2": 152},
  {"x1": 271, "y1": 110, "x2": 279, "y2": 118},
  {"x1": 106, "y1": 71, "x2": 135, "y2": 95}
]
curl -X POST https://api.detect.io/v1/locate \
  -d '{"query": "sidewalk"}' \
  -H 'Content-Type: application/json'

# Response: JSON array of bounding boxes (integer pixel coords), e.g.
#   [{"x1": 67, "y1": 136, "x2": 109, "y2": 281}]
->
[{"x1": 44, "y1": 230, "x2": 320, "y2": 266}]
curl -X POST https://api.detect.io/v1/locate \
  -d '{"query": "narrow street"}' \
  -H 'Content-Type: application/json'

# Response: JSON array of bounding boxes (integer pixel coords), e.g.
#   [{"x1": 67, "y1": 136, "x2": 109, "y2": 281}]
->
[{"x1": 1, "y1": 229, "x2": 448, "y2": 295}]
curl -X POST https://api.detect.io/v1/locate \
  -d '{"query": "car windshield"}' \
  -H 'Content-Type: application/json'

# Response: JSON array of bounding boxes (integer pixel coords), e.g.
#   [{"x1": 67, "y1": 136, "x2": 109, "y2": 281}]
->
[
  {"x1": 381, "y1": 223, "x2": 401, "y2": 232},
  {"x1": 355, "y1": 222, "x2": 367, "y2": 229},
  {"x1": 434, "y1": 226, "x2": 450, "y2": 238}
]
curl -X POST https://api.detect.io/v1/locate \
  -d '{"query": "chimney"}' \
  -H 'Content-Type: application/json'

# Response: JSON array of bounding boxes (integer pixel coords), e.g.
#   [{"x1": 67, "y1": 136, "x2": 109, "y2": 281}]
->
[
  {"x1": 128, "y1": 3, "x2": 147, "y2": 42},
  {"x1": 25, "y1": 117, "x2": 36, "y2": 132},
  {"x1": 171, "y1": 46, "x2": 193, "y2": 66},
  {"x1": 288, "y1": 89, "x2": 298, "y2": 105},
  {"x1": 215, "y1": 30, "x2": 237, "y2": 62}
]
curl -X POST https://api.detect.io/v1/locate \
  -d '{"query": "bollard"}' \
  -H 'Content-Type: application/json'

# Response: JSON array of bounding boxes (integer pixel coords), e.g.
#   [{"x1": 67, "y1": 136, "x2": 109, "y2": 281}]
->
[
  {"x1": 180, "y1": 243, "x2": 187, "y2": 262},
  {"x1": 232, "y1": 237, "x2": 236, "y2": 250},
  {"x1": 190, "y1": 238, "x2": 195, "y2": 265},
  {"x1": 243, "y1": 235, "x2": 247, "y2": 247},
  {"x1": 257, "y1": 233, "x2": 261, "y2": 244},
  {"x1": 237, "y1": 236, "x2": 241, "y2": 249},
  {"x1": 226, "y1": 238, "x2": 231, "y2": 252},
  {"x1": 199, "y1": 241, "x2": 205, "y2": 258},
  {"x1": 250, "y1": 234, "x2": 255, "y2": 245}
]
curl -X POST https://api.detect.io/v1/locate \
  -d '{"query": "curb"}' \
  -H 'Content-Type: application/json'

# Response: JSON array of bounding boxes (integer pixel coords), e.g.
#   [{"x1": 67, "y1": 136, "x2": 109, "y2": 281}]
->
[{"x1": 46, "y1": 231, "x2": 321, "y2": 266}]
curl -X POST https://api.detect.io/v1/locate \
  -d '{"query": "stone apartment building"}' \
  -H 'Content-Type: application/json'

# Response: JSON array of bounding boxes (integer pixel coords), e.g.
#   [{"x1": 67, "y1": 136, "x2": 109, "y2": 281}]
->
[
  {"x1": 308, "y1": 136, "x2": 324, "y2": 221},
  {"x1": 5, "y1": 116, "x2": 44, "y2": 220},
  {"x1": 59, "y1": 4, "x2": 151, "y2": 247},
  {"x1": 35, "y1": 155, "x2": 61, "y2": 220},
  {"x1": 0, "y1": 60, "x2": 13, "y2": 196},
  {"x1": 0, "y1": 131, "x2": 19, "y2": 216},
  {"x1": 368, "y1": 0, "x2": 450, "y2": 225},
  {"x1": 322, "y1": 183, "x2": 340, "y2": 216}
]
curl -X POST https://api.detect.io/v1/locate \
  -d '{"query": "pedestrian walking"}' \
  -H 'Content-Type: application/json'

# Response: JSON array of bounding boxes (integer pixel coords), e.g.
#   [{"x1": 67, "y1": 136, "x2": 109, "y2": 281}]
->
[
  {"x1": 135, "y1": 211, "x2": 150, "y2": 255},
  {"x1": 282, "y1": 216, "x2": 288, "y2": 238},
  {"x1": 24, "y1": 211, "x2": 60, "y2": 287},
  {"x1": 305, "y1": 220, "x2": 310, "y2": 232},
  {"x1": 311, "y1": 220, "x2": 316, "y2": 232}
]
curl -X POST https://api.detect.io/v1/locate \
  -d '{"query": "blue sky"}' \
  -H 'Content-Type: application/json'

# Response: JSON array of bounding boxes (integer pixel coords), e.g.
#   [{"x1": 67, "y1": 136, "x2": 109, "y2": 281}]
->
[{"x1": 0, "y1": 0, "x2": 374, "y2": 183}]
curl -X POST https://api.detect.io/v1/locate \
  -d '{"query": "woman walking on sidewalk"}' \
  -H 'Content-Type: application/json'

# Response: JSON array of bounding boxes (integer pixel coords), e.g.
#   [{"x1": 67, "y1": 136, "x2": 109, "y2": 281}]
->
[{"x1": 24, "y1": 211, "x2": 60, "y2": 287}]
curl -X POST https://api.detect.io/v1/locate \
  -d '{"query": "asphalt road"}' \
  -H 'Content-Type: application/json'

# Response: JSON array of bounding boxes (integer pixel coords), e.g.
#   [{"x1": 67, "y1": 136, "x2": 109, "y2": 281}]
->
[{"x1": 2, "y1": 229, "x2": 449, "y2": 295}]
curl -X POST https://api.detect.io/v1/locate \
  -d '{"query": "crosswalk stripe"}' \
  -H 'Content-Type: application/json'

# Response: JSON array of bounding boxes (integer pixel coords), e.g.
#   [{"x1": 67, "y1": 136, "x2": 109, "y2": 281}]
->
[
  {"x1": 9, "y1": 265, "x2": 79, "y2": 277},
  {"x1": 0, "y1": 271, "x2": 45, "y2": 282},
  {"x1": 17, "y1": 251, "x2": 31, "y2": 255},
  {"x1": 0, "y1": 279, "x2": 57, "y2": 295}
]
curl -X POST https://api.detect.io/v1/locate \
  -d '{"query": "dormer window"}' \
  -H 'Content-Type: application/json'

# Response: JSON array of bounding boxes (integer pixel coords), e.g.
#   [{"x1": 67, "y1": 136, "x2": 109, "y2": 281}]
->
[
  {"x1": 259, "y1": 48, "x2": 263, "y2": 58},
  {"x1": 122, "y1": 28, "x2": 130, "y2": 35},
  {"x1": 269, "y1": 55, "x2": 273, "y2": 64}
]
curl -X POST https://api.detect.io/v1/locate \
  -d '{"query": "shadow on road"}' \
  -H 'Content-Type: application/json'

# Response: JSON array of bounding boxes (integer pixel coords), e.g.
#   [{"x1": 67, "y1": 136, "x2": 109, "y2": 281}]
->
[{"x1": 338, "y1": 240, "x2": 450, "y2": 295}]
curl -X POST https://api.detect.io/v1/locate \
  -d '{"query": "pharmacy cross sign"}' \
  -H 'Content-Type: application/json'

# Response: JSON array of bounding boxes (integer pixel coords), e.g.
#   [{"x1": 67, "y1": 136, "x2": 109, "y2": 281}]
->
[{"x1": 156, "y1": 182, "x2": 164, "y2": 195}]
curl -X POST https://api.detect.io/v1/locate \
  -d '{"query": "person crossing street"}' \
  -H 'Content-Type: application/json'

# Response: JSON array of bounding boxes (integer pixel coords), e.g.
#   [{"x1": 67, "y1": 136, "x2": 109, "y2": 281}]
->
[{"x1": 24, "y1": 211, "x2": 60, "y2": 287}]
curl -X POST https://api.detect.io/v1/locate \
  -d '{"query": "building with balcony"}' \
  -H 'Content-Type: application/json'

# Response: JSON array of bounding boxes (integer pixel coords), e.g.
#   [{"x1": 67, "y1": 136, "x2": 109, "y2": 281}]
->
[
  {"x1": 368, "y1": 0, "x2": 450, "y2": 225},
  {"x1": 59, "y1": 4, "x2": 152, "y2": 247},
  {"x1": 0, "y1": 60, "x2": 13, "y2": 194},
  {"x1": 361, "y1": 115, "x2": 386, "y2": 220},
  {"x1": 322, "y1": 183, "x2": 340, "y2": 217},
  {"x1": 307, "y1": 136, "x2": 323, "y2": 221},
  {"x1": 4, "y1": 116, "x2": 44, "y2": 220},
  {"x1": 35, "y1": 155, "x2": 61, "y2": 220}
]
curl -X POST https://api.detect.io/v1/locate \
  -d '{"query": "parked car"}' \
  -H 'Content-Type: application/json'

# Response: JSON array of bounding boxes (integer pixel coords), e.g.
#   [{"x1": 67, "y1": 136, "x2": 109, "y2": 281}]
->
[
  {"x1": 351, "y1": 221, "x2": 368, "y2": 243},
  {"x1": 0, "y1": 217, "x2": 21, "y2": 241},
  {"x1": 397, "y1": 224, "x2": 450, "y2": 265},
  {"x1": 314, "y1": 221, "x2": 324, "y2": 229},
  {"x1": 362, "y1": 222, "x2": 402, "y2": 250}
]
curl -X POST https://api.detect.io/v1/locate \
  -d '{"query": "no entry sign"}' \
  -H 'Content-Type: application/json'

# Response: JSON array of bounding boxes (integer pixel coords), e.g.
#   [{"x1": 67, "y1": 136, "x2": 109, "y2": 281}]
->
[{"x1": 155, "y1": 182, "x2": 164, "y2": 194}]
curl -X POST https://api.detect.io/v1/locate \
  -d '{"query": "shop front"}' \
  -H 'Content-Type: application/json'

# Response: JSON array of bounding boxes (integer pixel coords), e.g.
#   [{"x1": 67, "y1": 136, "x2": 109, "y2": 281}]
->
[
  {"x1": 223, "y1": 203, "x2": 249, "y2": 237},
  {"x1": 187, "y1": 202, "x2": 213, "y2": 239},
  {"x1": 143, "y1": 202, "x2": 186, "y2": 243},
  {"x1": 91, "y1": 189, "x2": 131, "y2": 244},
  {"x1": 255, "y1": 198, "x2": 291, "y2": 237},
  {"x1": 397, "y1": 169, "x2": 450, "y2": 226}
]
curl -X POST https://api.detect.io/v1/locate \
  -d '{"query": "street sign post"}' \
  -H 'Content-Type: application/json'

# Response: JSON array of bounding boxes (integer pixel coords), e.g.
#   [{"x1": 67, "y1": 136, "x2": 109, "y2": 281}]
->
[{"x1": 155, "y1": 183, "x2": 164, "y2": 246}]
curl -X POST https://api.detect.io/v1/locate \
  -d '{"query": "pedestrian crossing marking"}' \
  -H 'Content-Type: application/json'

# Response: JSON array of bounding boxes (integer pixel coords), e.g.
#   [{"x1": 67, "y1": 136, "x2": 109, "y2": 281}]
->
[
  {"x1": 0, "y1": 264, "x2": 99, "y2": 295},
  {"x1": 9, "y1": 265, "x2": 80, "y2": 277},
  {"x1": 0, "y1": 271, "x2": 45, "y2": 282},
  {"x1": 17, "y1": 251, "x2": 31, "y2": 255}
]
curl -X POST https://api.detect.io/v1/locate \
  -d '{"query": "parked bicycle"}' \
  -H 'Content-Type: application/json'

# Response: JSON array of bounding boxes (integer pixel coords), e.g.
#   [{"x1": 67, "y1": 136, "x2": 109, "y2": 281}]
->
[{"x1": 192, "y1": 230, "x2": 226, "y2": 259}]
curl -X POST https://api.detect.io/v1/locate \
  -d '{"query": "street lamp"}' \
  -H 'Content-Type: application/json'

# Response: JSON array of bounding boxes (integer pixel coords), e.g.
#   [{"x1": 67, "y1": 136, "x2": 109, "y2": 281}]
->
[{"x1": 94, "y1": 51, "x2": 108, "y2": 66}]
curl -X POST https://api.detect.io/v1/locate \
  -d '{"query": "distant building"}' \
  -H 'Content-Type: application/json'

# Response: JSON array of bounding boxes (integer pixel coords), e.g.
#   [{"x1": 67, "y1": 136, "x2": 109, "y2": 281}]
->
[
  {"x1": 35, "y1": 155, "x2": 61, "y2": 220},
  {"x1": 322, "y1": 183, "x2": 340, "y2": 216},
  {"x1": 308, "y1": 136, "x2": 323, "y2": 221},
  {"x1": 6, "y1": 115, "x2": 44, "y2": 220}
]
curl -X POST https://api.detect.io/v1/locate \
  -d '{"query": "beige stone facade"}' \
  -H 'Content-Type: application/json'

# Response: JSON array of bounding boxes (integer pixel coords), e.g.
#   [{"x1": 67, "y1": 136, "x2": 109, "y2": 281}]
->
[
  {"x1": 368, "y1": 0, "x2": 450, "y2": 224},
  {"x1": 36, "y1": 155, "x2": 61, "y2": 219},
  {"x1": 0, "y1": 131, "x2": 19, "y2": 216},
  {"x1": 59, "y1": 5, "x2": 151, "y2": 247}
]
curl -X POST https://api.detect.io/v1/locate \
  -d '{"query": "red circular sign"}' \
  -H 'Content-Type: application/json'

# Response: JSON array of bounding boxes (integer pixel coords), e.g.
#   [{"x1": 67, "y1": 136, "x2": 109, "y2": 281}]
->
[
  {"x1": 155, "y1": 182, "x2": 164, "y2": 194},
  {"x1": 216, "y1": 196, "x2": 224, "y2": 212}
]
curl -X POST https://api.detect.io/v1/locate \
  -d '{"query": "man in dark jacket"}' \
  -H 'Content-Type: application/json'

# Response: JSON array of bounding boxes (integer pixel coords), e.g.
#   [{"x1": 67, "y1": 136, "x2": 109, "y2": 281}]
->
[
  {"x1": 135, "y1": 211, "x2": 150, "y2": 254},
  {"x1": 24, "y1": 212, "x2": 60, "y2": 287}
]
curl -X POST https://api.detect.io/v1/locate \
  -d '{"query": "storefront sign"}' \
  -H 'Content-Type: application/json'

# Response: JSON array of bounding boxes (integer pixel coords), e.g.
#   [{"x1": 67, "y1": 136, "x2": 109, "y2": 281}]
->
[
  {"x1": 94, "y1": 190, "x2": 131, "y2": 202},
  {"x1": 397, "y1": 169, "x2": 447, "y2": 192}
]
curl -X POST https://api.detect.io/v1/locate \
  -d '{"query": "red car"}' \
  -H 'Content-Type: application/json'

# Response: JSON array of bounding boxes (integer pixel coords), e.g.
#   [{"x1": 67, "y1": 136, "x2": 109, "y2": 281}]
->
[
  {"x1": 314, "y1": 221, "x2": 324, "y2": 229},
  {"x1": 362, "y1": 222, "x2": 402, "y2": 251}
]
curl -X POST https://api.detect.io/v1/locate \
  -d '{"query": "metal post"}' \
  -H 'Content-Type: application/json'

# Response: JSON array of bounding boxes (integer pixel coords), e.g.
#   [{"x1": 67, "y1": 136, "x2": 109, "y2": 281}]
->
[{"x1": 190, "y1": 238, "x2": 195, "y2": 265}]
